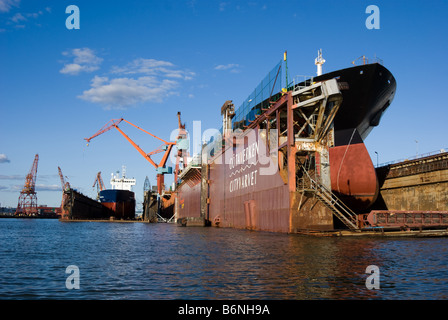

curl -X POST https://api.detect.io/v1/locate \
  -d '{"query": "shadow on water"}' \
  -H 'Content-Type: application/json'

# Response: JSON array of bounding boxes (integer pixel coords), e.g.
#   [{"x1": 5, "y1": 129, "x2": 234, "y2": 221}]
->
[{"x1": 0, "y1": 219, "x2": 447, "y2": 299}]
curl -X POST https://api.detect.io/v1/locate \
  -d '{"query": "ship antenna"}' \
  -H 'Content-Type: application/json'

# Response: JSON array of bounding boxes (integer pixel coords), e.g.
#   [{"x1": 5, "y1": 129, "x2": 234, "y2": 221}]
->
[
  {"x1": 315, "y1": 49, "x2": 325, "y2": 76},
  {"x1": 284, "y1": 50, "x2": 288, "y2": 91}
]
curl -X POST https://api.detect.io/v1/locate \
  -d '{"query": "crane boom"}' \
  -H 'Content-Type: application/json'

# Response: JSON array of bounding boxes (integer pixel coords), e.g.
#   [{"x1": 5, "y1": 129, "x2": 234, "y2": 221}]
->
[
  {"x1": 23, "y1": 154, "x2": 39, "y2": 193},
  {"x1": 84, "y1": 118, "x2": 176, "y2": 194},
  {"x1": 113, "y1": 125, "x2": 159, "y2": 169},
  {"x1": 85, "y1": 119, "x2": 123, "y2": 144},
  {"x1": 121, "y1": 119, "x2": 170, "y2": 145},
  {"x1": 58, "y1": 166, "x2": 70, "y2": 191},
  {"x1": 93, "y1": 171, "x2": 105, "y2": 191}
]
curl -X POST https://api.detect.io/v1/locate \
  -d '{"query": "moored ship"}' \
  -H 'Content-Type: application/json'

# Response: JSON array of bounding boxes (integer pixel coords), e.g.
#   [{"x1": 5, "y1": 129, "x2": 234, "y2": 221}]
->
[
  {"x1": 61, "y1": 167, "x2": 136, "y2": 220},
  {"x1": 99, "y1": 167, "x2": 136, "y2": 220},
  {"x1": 62, "y1": 188, "x2": 112, "y2": 220},
  {"x1": 175, "y1": 51, "x2": 397, "y2": 233}
]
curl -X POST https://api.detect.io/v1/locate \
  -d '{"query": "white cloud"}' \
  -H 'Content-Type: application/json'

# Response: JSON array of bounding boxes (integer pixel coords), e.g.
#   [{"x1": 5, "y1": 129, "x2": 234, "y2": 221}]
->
[
  {"x1": 214, "y1": 63, "x2": 241, "y2": 73},
  {"x1": 0, "y1": 0, "x2": 20, "y2": 13},
  {"x1": 219, "y1": 2, "x2": 229, "y2": 11},
  {"x1": 60, "y1": 63, "x2": 83, "y2": 75},
  {"x1": 79, "y1": 75, "x2": 179, "y2": 109},
  {"x1": 10, "y1": 11, "x2": 43, "y2": 23},
  {"x1": 60, "y1": 48, "x2": 103, "y2": 75},
  {"x1": 0, "y1": 175, "x2": 22, "y2": 180},
  {"x1": 0, "y1": 154, "x2": 10, "y2": 163},
  {"x1": 79, "y1": 58, "x2": 194, "y2": 109},
  {"x1": 35, "y1": 184, "x2": 60, "y2": 192},
  {"x1": 214, "y1": 63, "x2": 239, "y2": 70},
  {"x1": 111, "y1": 58, "x2": 195, "y2": 80},
  {"x1": 10, "y1": 12, "x2": 25, "y2": 22}
]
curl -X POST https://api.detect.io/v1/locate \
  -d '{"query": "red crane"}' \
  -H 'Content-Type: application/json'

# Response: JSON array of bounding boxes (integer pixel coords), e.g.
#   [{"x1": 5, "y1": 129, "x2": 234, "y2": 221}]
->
[
  {"x1": 84, "y1": 118, "x2": 176, "y2": 195},
  {"x1": 15, "y1": 154, "x2": 39, "y2": 216},
  {"x1": 58, "y1": 166, "x2": 71, "y2": 219},
  {"x1": 58, "y1": 166, "x2": 71, "y2": 192}
]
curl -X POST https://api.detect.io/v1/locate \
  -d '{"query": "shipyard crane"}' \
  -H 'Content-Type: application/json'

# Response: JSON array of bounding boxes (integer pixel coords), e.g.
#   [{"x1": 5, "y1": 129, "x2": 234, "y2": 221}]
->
[
  {"x1": 174, "y1": 111, "x2": 190, "y2": 184},
  {"x1": 84, "y1": 118, "x2": 176, "y2": 195},
  {"x1": 93, "y1": 171, "x2": 105, "y2": 192},
  {"x1": 58, "y1": 166, "x2": 71, "y2": 217},
  {"x1": 58, "y1": 166, "x2": 71, "y2": 192},
  {"x1": 15, "y1": 154, "x2": 39, "y2": 216}
]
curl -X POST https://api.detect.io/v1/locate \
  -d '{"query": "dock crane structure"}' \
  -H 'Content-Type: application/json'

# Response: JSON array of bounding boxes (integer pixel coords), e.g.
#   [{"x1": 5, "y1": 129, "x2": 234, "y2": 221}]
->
[
  {"x1": 15, "y1": 154, "x2": 39, "y2": 216},
  {"x1": 58, "y1": 166, "x2": 71, "y2": 192},
  {"x1": 58, "y1": 166, "x2": 71, "y2": 218},
  {"x1": 93, "y1": 171, "x2": 106, "y2": 200},
  {"x1": 84, "y1": 118, "x2": 176, "y2": 195}
]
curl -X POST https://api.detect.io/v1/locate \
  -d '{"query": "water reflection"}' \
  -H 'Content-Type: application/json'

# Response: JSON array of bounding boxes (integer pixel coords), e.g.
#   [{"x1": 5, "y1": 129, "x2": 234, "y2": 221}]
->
[{"x1": 0, "y1": 219, "x2": 447, "y2": 299}]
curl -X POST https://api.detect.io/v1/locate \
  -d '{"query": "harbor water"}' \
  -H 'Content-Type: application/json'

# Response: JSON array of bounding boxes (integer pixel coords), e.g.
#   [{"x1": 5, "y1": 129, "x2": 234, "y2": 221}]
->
[{"x1": 0, "y1": 218, "x2": 448, "y2": 300}]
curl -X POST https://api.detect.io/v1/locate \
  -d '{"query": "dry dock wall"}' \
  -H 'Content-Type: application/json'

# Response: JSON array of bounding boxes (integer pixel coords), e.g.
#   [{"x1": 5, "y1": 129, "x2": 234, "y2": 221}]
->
[{"x1": 375, "y1": 152, "x2": 448, "y2": 211}]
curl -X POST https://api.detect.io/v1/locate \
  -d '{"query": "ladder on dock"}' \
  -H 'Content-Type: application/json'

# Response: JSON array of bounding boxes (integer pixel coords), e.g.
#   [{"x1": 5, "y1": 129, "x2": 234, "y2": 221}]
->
[{"x1": 301, "y1": 168, "x2": 360, "y2": 231}]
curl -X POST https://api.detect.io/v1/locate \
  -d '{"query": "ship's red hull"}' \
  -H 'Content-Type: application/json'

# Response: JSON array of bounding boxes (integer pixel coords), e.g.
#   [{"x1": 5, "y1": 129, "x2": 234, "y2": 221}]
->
[
  {"x1": 101, "y1": 201, "x2": 135, "y2": 220},
  {"x1": 329, "y1": 131, "x2": 379, "y2": 212},
  {"x1": 99, "y1": 189, "x2": 135, "y2": 220}
]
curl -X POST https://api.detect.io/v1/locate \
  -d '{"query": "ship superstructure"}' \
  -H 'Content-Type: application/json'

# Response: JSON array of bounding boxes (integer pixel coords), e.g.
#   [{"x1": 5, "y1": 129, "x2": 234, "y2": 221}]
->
[{"x1": 109, "y1": 166, "x2": 136, "y2": 191}]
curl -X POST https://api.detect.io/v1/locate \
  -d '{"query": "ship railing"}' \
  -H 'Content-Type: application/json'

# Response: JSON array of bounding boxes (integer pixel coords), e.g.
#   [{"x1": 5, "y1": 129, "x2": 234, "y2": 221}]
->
[
  {"x1": 290, "y1": 75, "x2": 315, "y2": 92},
  {"x1": 375, "y1": 147, "x2": 448, "y2": 168},
  {"x1": 351, "y1": 55, "x2": 384, "y2": 66}
]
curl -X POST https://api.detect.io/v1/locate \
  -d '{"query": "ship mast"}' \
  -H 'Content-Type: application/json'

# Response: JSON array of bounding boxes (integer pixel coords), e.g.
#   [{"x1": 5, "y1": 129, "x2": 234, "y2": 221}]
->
[{"x1": 315, "y1": 49, "x2": 325, "y2": 76}]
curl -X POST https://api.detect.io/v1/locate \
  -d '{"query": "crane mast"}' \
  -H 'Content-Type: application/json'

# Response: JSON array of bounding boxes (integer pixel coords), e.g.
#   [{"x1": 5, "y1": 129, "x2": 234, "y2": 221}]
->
[
  {"x1": 93, "y1": 171, "x2": 105, "y2": 199},
  {"x1": 15, "y1": 154, "x2": 39, "y2": 216},
  {"x1": 58, "y1": 166, "x2": 71, "y2": 192},
  {"x1": 58, "y1": 166, "x2": 71, "y2": 219}
]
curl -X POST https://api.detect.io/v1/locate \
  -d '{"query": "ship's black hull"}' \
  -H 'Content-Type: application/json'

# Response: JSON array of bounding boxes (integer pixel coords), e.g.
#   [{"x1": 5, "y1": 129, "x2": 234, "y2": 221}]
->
[
  {"x1": 314, "y1": 63, "x2": 396, "y2": 144},
  {"x1": 62, "y1": 188, "x2": 113, "y2": 220},
  {"x1": 99, "y1": 189, "x2": 136, "y2": 220}
]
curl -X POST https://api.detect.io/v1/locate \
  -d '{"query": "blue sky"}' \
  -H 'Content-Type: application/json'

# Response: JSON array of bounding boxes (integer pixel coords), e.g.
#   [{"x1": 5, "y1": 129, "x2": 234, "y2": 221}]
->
[{"x1": 1, "y1": 0, "x2": 447, "y2": 208}]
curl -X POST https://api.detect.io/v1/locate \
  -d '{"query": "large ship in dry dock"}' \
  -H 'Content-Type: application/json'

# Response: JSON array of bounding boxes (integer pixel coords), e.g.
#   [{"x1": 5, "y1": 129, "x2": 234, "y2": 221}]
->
[
  {"x1": 99, "y1": 167, "x2": 136, "y2": 220},
  {"x1": 175, "y1": 51, "x2": 448, "y2": 235},
  {"x1": 61, "y1": 167, "x2": 136, "y2": 221}
]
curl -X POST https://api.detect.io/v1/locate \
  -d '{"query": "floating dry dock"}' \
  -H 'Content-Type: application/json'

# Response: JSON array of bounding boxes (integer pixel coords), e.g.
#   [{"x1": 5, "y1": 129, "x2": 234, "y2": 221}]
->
[{"x1": 174, "y1": 54, "x2": 448, "y2": 237}]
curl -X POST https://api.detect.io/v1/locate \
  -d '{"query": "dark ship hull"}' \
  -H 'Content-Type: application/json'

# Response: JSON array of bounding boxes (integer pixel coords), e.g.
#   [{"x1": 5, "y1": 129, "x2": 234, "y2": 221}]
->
[
  {"x1": 99, "y1": 189, "x2": 136, "y2": 220},
  {"x1": 61, "y1": 188, "x2": 112, "y2": 220},
  {"x1": 61, "y1": 188, "x2": 135, "y2": 220},
  {"x1": 315, "y1": 63, "x2": 396, "y2": 142}
]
